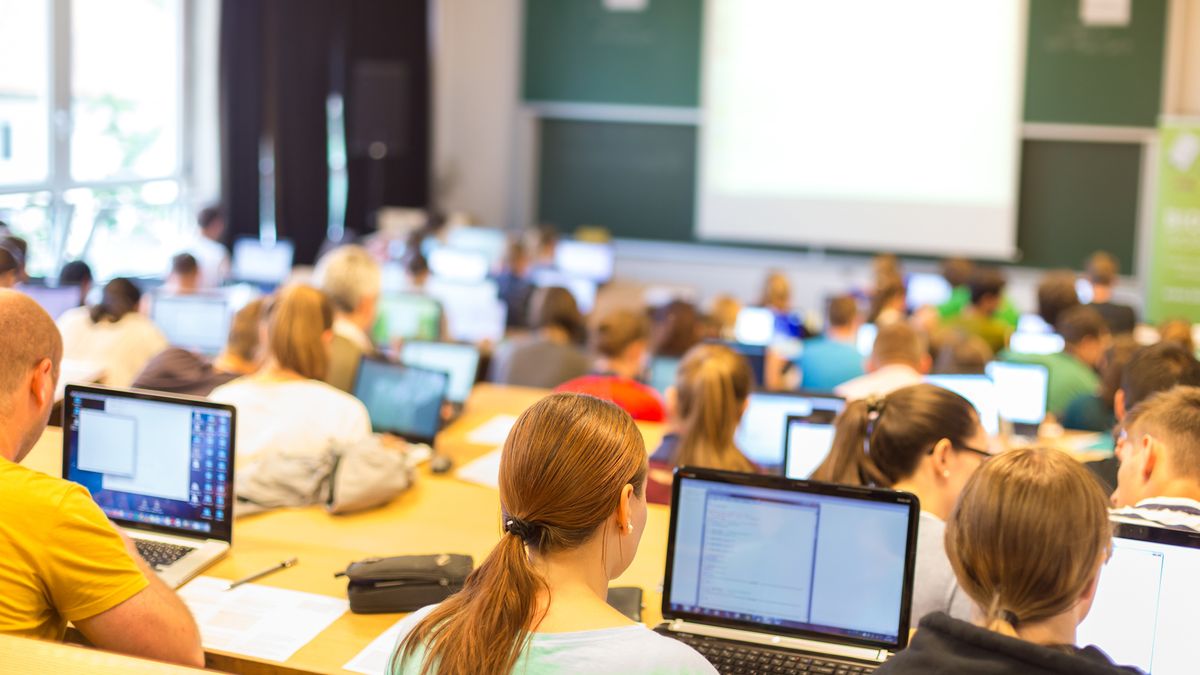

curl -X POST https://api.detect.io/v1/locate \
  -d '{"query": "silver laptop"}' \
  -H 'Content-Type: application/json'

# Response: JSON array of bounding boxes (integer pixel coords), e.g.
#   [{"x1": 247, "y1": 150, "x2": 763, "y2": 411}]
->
[
  {"x1": 63, "y1": 384, "x2": 235, "y2": 588},
  {"x1": 657, "y1": 468, "x2": 919, "y2": 672}
]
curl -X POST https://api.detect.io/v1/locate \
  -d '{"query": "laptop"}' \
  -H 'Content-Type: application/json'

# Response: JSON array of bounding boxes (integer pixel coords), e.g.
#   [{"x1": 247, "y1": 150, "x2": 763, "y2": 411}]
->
[
  {"x1": 924, "y1": 374, "x2": 1000, "y2": 437},
  {"x1": 1076, "y1": 521, "x2": 1200, "y2": 675},
  {"x1": 151, "y1": 293, "x2": 231, "y2": 355},
  {"x1": 985, "y1": 361, "x2": 1049, "y2": 437},
  {"x1": 231, "y1": 237, "x2": 295, "y2": 288},
  {"x1": 714, "y1": 341, "x2": 767, "y2": 388},
  {"x1": 531, "y1": 268, "x2": 598, "y2": 314},
  {"x1": 657, "y1": 468, "x2": 919, "y2": 673},
  {"x1": 783, "y1": 410, "x2": 839, "y2": 480},
  {"x1": 1008, "y1": 331, "x2": 1065, "y2": 355},
  {"x1": 734, "y1": 307, "x2": 776, "y2": 347},
  {"x1": 428, "y1": 246, "x2": 490, "y2": 284},
  {"x1": 62, "y1": 385, "x2": 235, "y2": 589},
  {"x1": 855, "y1": 323, "x2": 878, "y2": 357},
  {"x1": 734, "y1": 391, "x2": 845, "y2": 472},
  {"x1": 554, "y1": 239, "x2": 615, "y2": 283},
  {"x1": 352, "y1": 357, "x2": 449, "y2": 445},
  {"x1": 372, "y1": 292, "x2": 443, "y2": 345},
  {"x1": 425, "y1": 279, "x2": 507, "y2": 344},
  {"x1": 905, "y1": 273, "x2": 952, "y2": 309},
  {"x1": 400, "y1": 341, "x2": 480, "y2": 407},
  {"x1": 17, "y1": 282, "x2": 81, "y2": 319},
  {"x1": 647, "y1": 356, "x2": 682, "y2": 395}
]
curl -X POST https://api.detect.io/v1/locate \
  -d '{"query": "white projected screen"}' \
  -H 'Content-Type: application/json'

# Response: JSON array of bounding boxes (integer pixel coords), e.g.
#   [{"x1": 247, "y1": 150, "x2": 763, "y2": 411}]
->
[{"x1": 698, "y1": 0, "x2": 1025, "y2": 257}]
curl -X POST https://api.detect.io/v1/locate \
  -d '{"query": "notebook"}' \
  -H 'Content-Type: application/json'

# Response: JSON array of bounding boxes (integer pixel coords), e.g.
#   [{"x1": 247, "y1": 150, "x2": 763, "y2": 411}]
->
[
  {"x1": 352, "y1": 357, "x2": 448, "y2": 445},
  {"x1": 62, "y1": 385, "x2": 235, "y2": 589},
  {"x1": 1076, "y1": 521, "x2": 1200, "y2": 675},
  {"x1": 657, "y1": 468, "x2": 919, "y2": 672},
  {"x1": 734, "y1": 391, "x2": 845, "y2": 471}
]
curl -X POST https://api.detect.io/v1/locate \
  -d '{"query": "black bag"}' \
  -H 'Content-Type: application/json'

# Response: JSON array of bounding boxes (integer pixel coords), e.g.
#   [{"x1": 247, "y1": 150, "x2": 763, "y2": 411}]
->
[{"x1": 337, "y1": 554, "x2": 474, "y2": 614}]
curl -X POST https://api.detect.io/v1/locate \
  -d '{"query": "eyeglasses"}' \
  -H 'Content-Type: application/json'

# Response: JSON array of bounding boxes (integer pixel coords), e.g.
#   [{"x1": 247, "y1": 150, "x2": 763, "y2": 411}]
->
[{"x1": 926, "y1": 443, "x2": 992, "y2": 461}]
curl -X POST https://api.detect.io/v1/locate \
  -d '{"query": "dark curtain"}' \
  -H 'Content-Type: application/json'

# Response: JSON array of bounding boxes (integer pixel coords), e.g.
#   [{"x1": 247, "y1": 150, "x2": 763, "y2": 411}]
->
[{"x1": 218, "y1": 0, "x2": 431, "y2": 263}]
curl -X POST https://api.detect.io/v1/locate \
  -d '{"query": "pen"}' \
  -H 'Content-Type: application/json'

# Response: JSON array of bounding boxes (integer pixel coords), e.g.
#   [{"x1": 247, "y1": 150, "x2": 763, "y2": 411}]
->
[{"x1": 225, "y1": 557, "x2": 298, "y2": 591}]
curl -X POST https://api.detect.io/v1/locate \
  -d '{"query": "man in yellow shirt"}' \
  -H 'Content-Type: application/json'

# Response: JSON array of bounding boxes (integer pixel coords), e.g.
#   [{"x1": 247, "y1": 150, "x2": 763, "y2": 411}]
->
[{"x1": 0, "y1": 290, "x2": 203, "y2": 666}]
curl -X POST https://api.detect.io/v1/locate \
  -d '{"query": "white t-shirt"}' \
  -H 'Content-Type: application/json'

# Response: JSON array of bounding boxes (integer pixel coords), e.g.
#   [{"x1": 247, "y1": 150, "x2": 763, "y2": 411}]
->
[
  {"x1": 189, "y1": 236, "x2": 230, "y2": 289},
  {"x1": 834, "y1": 364, "x2": 924, "y2": 402},
  {"x1": 208, "y1": 378, "x2": 372, "y2": 466},
  {"x1": 56, "y1": 307, "x2": 169, "y2": 388}
]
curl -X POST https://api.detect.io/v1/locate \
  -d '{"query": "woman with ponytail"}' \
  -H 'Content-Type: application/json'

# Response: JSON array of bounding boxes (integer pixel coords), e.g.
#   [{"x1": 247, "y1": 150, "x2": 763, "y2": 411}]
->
[
  {"x1": 877, "y1": 448, "x2": 1136, "y2": 674},
  {"x1": 57, "y1": 277, "x2": 169, "y2": 387},
  {"x1": 811, "y1": 383, "x2": 989, "y2": 623},
  {"x1": 389, "y1": 393, "x2": 715, "y2": 675}
]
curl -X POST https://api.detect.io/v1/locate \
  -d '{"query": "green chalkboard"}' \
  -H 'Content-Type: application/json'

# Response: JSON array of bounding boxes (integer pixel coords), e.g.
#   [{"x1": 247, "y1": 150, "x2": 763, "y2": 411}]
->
[
  {"x1": 537, "y1": 119, "x2": 695, "y2": 241},
  {"x1": 1024, "y1": 0, "x2": 1167, "y2": 127},
  {"x1": 522, "y1": 0, "x2": 702, "y2": 106},
  {"x1": 1016, "y1": 140, "x2": 1140, "y2": 271}
]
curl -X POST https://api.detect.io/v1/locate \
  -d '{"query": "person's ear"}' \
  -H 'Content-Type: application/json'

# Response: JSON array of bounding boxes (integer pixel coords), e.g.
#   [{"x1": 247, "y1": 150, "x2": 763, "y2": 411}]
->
[
  {"x1": 918, "y1": 354, "x2": 933, "y2": 375},
  {"x1": 615, "y1": 483, "x2": 635, "y2": 535},
  {"x1": 1114, "y1": 389, "x2": 1127, "y2": 422},
  {"x1": 1142, "y1": 435, "x2": 1160, "y2": 483},
  {"x1": 30, "y1": 358, "x2": 55, "y2": 409},
  {"x1": 929, "y1": 438, "x2": 953, "y2": 478}
]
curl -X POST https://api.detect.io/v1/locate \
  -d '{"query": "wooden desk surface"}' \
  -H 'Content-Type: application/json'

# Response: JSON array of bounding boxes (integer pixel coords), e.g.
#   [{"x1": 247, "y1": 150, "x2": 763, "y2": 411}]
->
[
  {"x1": 0, "y1": 633, "x2": 211, "y2": 674},
  {"x1": 23, "y1": 384, "x2": 668, "y2": 675}
]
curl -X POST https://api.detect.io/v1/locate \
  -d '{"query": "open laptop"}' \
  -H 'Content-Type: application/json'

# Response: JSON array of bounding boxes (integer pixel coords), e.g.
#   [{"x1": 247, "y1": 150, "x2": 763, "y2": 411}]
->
[
  {"x1": 151, "y1": 293, "x2": 231, "y2": 355},
  {"x1": 923, "y1": 374, "x2": 1000, "y2": 437},
  {"x1": 783, "y1": 410, "x2": 839, "y2": 480},
  {"x1": 734, "y1": 391, "x2": 845, "y2": 473},
  {"x1": 657, "y1": 468, "x2": 919, "y2": 673},
  {"x1": 985, "y1": 361, "x2": 1049, "y2": 437},
  {"x1": 62, "y1": 385, "x2": 235, "y2": 589},
  {"x1": 554, "y1": 239, "x2": 615, "y2": 283},
  {"x1": 17, "y1": 282, "x2": 81, "y2": 319},
  {"x1": 905, "y1": 272, "x2": 952, "y2": 309},
  {"x1": 372, "y1": 292, "x2": 443, "y2": 344},
  {"x1": 400, "y1": 341, "x2": 480, "y2": 407},
  {"x1": 231, "y1": 237, "x2": 295, "y2": 289},
  {"x1": 425, "y1": 279, "x2": 507, "y2": 344},
  {"x1": 531, "y1": 268, "x2": 599, "y2": 314},
  {"x1": 734, "y1": 307, "x2": 776, "y2": 347},
  {"x1": 1076, "y1": 521, "x2": 1200, "y2": 675},
  {"x1": 1008, "y1": 331, "x2": 1065, "y2": 355},
  {"x1": 647, "y1": 356, "x2": 682, "y2": 395},
  {"x1": 352, "y1": 357, "x2": 449, "y2": 445}
]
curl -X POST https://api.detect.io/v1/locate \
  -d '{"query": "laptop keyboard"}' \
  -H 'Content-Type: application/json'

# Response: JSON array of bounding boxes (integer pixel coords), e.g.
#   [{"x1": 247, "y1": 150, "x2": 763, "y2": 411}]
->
[
  {"x1": 135, "y1": 540, "x2": 196, "y2": 570},
  {"x1": 665, "y1": 631, "x2": 876, "y2": 675}
]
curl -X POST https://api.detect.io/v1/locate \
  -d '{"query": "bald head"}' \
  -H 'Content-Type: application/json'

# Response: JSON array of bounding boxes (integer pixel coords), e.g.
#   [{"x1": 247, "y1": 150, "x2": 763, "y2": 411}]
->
[{"x1": 0, "y1": 290, "x2": 62, "y2": 405}]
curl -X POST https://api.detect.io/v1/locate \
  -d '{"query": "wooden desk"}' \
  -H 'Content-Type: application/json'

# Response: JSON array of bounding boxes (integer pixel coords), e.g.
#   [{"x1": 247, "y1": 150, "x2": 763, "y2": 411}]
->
[
  {"x1": 23, "y1": 384, "x2": 669, "y2": 675},
  {"x1": 0, "y1": 634, "x2": 211, "y2": 674}
]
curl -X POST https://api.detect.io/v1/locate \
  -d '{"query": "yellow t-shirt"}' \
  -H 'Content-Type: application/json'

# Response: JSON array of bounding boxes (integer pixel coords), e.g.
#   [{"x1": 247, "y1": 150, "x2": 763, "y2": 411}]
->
[{"x1": 0, "y1": 459, "x2": 149, "y2": 641}]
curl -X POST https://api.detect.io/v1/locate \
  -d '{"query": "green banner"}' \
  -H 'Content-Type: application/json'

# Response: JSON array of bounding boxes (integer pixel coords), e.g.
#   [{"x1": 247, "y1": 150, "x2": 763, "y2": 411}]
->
[{"x1": 1148, "y1": 119, "x2": 1200, "y2": 323}]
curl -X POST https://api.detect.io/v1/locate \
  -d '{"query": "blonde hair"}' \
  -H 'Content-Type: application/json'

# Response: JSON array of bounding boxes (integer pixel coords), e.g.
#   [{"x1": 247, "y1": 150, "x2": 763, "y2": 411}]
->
[
  {"x1": 760, "y1": 271, "x2": 791, "y2": 310},
  {"x1": 672, "y1": 344, "x2": 756, "y2": 473},
  {"x1": 266, "y1": 285, "x2": 334, "y2": 380},
  {"x1": 946, "y1": 447, "x2": 1111, "y2": 636},
  {"x1": 591, "y1": 309, "x2": 649, "y2": 359},
  {"x1": 314, "y1": 244, "x2": 382, "y2": 314}
]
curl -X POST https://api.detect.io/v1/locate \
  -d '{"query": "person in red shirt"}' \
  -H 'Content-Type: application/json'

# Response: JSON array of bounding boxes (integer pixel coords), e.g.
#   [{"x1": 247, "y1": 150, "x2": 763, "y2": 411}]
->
[{"x1": 556, "y1": 308, "x2": 665, "y2": 422}]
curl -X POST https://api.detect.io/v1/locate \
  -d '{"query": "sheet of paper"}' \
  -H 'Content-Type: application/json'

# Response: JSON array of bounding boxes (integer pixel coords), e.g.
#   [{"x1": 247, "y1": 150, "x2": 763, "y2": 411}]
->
[
  {"x1": 466, "y1": 414, "x2": 518, "y2": 445},
  {"x1": 1080, "y1": 0, "x2": 1130, "y2": 26},
  {"x1": 178, "y1": 576, "x2": 348, "y2": 663},
  {"x1": 344, "y1": 618, "x2": 407, "y2": 675},
  {"x1": 456, "y1": 448, "x2": 503, "y2": 489}
]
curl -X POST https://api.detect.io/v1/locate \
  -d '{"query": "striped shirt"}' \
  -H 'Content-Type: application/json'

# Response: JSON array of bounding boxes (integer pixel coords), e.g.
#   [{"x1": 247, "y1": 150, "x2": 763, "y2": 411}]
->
[{"x1": 1110, "y1": 497, "x2": 1200, "y2": 533}]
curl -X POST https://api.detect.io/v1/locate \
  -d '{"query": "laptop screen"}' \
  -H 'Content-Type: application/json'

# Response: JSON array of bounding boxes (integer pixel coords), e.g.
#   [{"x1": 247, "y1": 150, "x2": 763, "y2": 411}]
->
[
  {"x1": 734, "y1": 392, "x2": 845, "y2": 470},
  {"x1": 17, "y1": 283, "x2": 80, "y2": 319},
  {"x1": 428, "y1": 246, "x2": 490, "y2": 284},
  {"x1": 647, "y1": 356, "x2": 682, "y2": 395},
  {"x1": 905, "y1": 273, "x2": 952, "y2": 309},
  {"x1": 734, "y1": 307, "x2": 776, "y2": 346},
  {"x1": 352, "y1": 358, "x2": 447, "y2": 444},
  {"x1": 554, "y1": 240, "x2": 615, "y2": 283},
  {"x1": 231, "y1": 238, "x2": 295, "y2": 285},
  {"x1": 425, "y1": 280, "x2": 507, "y2": 344},
  {"x1": 373, "y1": 293, "x2": 443, "y2": 344},
  {"x1": 152, "y1": 294, "x2": 230, "y2": 355},
  {"x1": 400, "y1": 341, "x2": 480, "y2": 405},
  {"x1": 531, "y1": 269, "x2": 598, "y2": 314},
  {"x1": 985, "y1": 361, "x2": 1048, "y2": 426},
  {"x1": 62, "y1": 385, "x2": 235, "y2": 542},
  {"x1": 924, "y1": 374, "x2": 1000, "y2": 436},
  {"x1": 665, "y1": 469, "x2": 918, "y2": 651},
  {"x1": 783, "y1": 413, "x2": 838, "y2": 480},
  {"x1": 1076, "y1": 523, "x2": 1200, "y2": 675},
  {"x1": 1009, "y1": 331, "x2": 1065, "y2": 355}
]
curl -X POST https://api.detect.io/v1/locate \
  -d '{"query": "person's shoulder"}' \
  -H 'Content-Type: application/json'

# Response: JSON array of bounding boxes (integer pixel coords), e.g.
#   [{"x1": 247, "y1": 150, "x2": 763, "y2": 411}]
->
[
  {"x1": 56, "y1": 306, "x2": 91, "y2": 330},
  {"x1": 0, "y1": 460, "x2": 80, "y2": 508},
  {"x1": 617, "y1": 627, "x2": 718, "y2": 673}
]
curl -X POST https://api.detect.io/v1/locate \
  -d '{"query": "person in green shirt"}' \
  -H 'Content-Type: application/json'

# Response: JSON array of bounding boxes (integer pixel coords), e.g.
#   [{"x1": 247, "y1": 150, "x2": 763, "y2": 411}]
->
[
  {"x1": 936, "y1": 257, "x2": 1020, "y2": 328},
  {"x1": 944, "y1": 267, "x2": 1013, "y2": 355},
  {"x1": 1007, "y1": 306, "x2": 1110, "y2": 419}
]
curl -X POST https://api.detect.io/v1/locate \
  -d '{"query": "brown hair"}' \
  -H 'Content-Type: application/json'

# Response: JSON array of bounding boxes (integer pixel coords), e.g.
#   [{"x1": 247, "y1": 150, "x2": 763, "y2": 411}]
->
[
  {"x1": 868, "y1": 281, "x2": 907, "y2": 324},
  {"x1": 1056, "y1": 305, "x2": 1107, "y2": 347},
  {"x1": 395, "y1": 393, "x2": 647, "y2": 675},
  {"x1": 812, "y1": 383, "x2": 979, "y2": 486},
  {"x1": 1125, "y1": 386, "x2": 1200, "y2": 482},
  {"x1": 225, "y1": 299, "x2": 266, "y2": 363},
  {"x1": 650, "y1": 301, "x2": 702, "y2": 358},
  {"x1": 171, "y1": 252, "x2": 199, "y2": 277},
  {"x1": 591, "y1": 308, "x2": 649, "y2": 359},
  {"x1": 1086, "y1": 251, "x2": 1119, "y2": 287},
  {"x1": 88, "y1": 278, "x2": 142, "y2": 324},
  {"x1": 1098, "y1": 335, "x2": 1139, "y2": 408},
  {"x1": 946, "y1": 447, "x2": 1111, "y2": 634},
  {"x1": 1159, "y1": 318, "x2": 1195, "y2": 355},
  {"x1": 760, "y1": 271, "x2": 791, "y2": 310},
  {"x1": 1037, "y1": 271, "x2": 1080, "y2": 326},
  {"x1": 827, "y1": 295, "x2": 859, "y2": 329},
  {"x1": 870, "y1": 322, "x2": 926, "y2": 368},
  {"x1": 530, "y1": 286, "x2": 585, "y2": 342},
  {"x1": 672, "y1": 344, "x2": 756, "y2": 473},
  {"x1": 265, "y1": 285, "x2": 333, "y2": 380},
  {"x1": 941, "y1": 257, "x2": 974, "y2": 288}
]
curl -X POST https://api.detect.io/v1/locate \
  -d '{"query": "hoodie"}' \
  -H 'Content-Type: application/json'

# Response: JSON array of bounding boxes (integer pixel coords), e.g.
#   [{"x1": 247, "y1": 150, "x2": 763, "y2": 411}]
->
[{"x1": 130, "y1": 347, "x2": 240, "y2": 397}]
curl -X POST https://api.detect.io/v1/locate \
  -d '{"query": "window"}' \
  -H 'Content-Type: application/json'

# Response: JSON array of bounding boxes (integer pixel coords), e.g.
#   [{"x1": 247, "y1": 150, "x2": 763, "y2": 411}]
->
[{"x1": 0, "y1": 0, "x2": 192, "y2": 279}]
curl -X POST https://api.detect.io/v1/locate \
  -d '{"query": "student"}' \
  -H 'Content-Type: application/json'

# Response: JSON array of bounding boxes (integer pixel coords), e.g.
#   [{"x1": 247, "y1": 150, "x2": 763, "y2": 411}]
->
[
  {"x1": 131, "y1": 299, "x2": 265, "y2": 397},
  {"x1": 944, "y1": 267, "x2": 1012, "y2": 354},
  {"x1": 759, "y1": 270, "x2": 804, "y2": 338},
  {"x1": 835, "y1": 322, "x2": 930, "y2": 401},
  {"x1": 58, "y1": 259, "x2": 93, "y2": 307},
  {"x1": 0, "y1": 241, "x2": 20, "y2": 288},
  {"x1": 1110, "y1": 386, "x2": 1200, "y2": 531},
  {"x1": 0, "y1": 290, "x2": 203, "y2": 666},
  {"x1": 494, "y1": 238, "x2": 535, "y2": 329},
  {"x1": 1061, "y1": 335, "x2": 1138, "y2": 433},
  {"x1": 209, "y1": 285, "x2": 371, "y2": 466},
  {"x1": 189, "y1": 205, "x2": 230, "y2": 288},
  {"x1": 649, "y1": 300, "x2": 702, "y2": 359},
  {"x1": 812, "y1": 384, "x2": 987, "y2": 623},
  {"x1": 706, "y1": 294, "x2": 741, "y2": 342},
  {"x1": 649, "y1": 344, "x2": 756, "y2": 504},
  {"x1": 529, "y1": 223, "x2": 559, "y2": 272},
  {"x1": 556, "y1": 309, "x2": 665, "y2": 422},
  {"x1": 1158, "y1": 318, "x2": 1195, "y2": 355},
  {"x1": 403, "y1": 250, "x2": 432, "y2": 292},
  {"x1": 1086, "y1": 251, "x2": 1137, "y2": 335},
  {"x1": 877, "y1": 448, "x2": 1134, "y2": 675},
  {"x1": 57, "y1": 278, "x2": 169, "y2": 388},
  {"x1": 1036, "y1": 270, "x2": 1081, "y2": 328},
  {"x1": 1010, "y1": 306, "x2": 1109, "y2": 419},
  {"x1": 489, "y1": 287, "x2": 590, "y2": 389},
  {"x1": 869, "y1": 280, "x2": 907, "y2": 327},
  {"x1": 798, "y1": 294, "x2": 864, "y2": 391},
  {"x1": 313, "y1": 244, "x2": 382, "y2": 393},
  {"x1": 1085, "y1": 341, "x2": 1200, "y2": 491},
  {"x1": 938, "y1": 257, "x2": 1021, "y2": 328},
  {"x1": 389, "y1": 393, "x2": 716, "y2": 675},
  {"x1": 931, "y1": 331, "x2": 993, "y2": 376},
  {"x1": 163, "y1": 253, "x2": 201, "y2": 295},
  {"x1": 1, "y1": 235, "x2": 27, "y2": 282}
]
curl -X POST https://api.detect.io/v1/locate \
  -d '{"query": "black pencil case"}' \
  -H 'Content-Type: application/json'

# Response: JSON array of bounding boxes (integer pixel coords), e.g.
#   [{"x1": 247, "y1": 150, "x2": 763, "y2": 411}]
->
[{"x1": 337, "y1": 554, "x2": 474, "y2": 614}]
